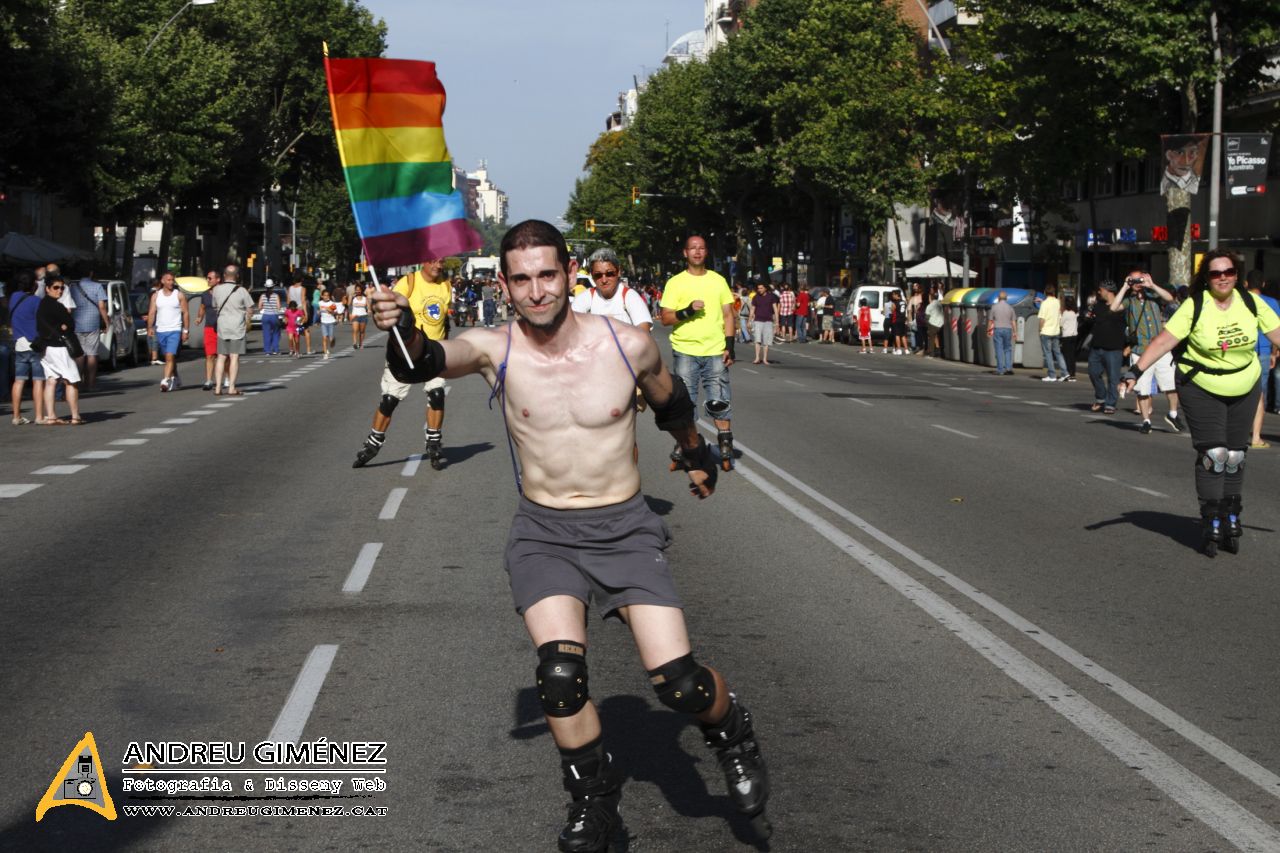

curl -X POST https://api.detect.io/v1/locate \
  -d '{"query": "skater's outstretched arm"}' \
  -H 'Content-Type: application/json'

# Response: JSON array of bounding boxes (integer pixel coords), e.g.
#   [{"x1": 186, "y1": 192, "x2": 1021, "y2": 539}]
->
[
  {"x1": 635, "y1": 337, "x2": 717, "y2": 498},
  {"x1": 369, "y1": 287, "x2": 497, "y2": 385}
]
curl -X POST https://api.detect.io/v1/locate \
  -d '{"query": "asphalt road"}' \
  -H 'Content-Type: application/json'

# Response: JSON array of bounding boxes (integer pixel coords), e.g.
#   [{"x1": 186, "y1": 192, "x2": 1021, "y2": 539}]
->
[{"x1": 3, "y1": 325, "x2": 1280, "y2": 852}]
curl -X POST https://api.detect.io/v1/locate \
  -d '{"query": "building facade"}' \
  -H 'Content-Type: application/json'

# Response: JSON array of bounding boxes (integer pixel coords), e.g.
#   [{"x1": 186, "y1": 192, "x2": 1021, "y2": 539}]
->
[{"x1": 466, "y1": 161, "x2": 509, "y2": 224}]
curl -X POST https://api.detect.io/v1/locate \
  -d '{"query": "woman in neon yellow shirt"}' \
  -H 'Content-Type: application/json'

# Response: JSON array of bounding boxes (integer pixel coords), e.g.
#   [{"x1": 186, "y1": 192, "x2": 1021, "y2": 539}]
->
[{"x1": 1122, "y1": 250, "x2": 1280, "y2": 556}]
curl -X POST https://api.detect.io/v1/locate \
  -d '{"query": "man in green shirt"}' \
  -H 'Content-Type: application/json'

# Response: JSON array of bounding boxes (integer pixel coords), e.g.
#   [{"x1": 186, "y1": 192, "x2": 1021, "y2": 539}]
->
[{"x1": 659, "y1": 235, "x2": 737, "y2": 470}]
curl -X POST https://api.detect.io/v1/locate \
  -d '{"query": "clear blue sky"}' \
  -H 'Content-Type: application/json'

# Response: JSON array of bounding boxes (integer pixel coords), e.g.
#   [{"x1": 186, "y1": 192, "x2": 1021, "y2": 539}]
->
[{"x1": 362, "y1": 1, "x2": 704, "y2": 225}]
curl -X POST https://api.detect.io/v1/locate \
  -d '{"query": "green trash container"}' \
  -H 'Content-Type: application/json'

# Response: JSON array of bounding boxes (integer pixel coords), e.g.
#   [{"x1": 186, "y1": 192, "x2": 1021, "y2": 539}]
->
[{"x1": 959, "y1": 288, "x2": 991, "y2": 364}]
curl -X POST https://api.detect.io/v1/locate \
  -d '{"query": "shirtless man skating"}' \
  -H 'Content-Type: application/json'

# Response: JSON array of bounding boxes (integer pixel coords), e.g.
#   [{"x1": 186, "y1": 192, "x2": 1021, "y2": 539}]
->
[{"x1": 370, "y1": 220, "x2": 770, "y2": 851}]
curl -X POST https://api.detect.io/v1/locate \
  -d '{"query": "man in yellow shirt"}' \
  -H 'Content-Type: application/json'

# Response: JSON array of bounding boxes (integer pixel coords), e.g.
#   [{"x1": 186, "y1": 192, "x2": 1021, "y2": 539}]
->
[
  {"x1": 659, "y1": 235, "x2": 737, "y2": 470},
  {"x1": 352, "y1": 257, "x2": 454, "y2": 470}
]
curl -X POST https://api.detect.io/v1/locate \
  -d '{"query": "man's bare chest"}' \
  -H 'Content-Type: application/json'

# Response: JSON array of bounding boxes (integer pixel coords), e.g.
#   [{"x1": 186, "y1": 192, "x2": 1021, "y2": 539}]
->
[{"x1": 502, "y1": 349, "x2": 636, "y2": 432}]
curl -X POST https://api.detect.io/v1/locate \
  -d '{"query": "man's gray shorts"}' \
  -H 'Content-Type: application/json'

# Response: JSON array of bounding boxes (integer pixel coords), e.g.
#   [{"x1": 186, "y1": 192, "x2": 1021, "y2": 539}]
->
[
  {"x1": 76, "y1": 330, "x2": 100, "y2": 358},
  {"x1": 217, "y1": 337, "x2": 246, "y2": 356},
  {"x1": 505, "y1": 492, "x2": 683, "y2": 620}
]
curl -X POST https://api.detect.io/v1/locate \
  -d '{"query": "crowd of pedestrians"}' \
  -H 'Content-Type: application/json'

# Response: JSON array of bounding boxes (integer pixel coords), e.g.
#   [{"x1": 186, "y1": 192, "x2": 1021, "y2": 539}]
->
[{"x1": 1, "y1": 261, "x2": 403, "y2": 423}]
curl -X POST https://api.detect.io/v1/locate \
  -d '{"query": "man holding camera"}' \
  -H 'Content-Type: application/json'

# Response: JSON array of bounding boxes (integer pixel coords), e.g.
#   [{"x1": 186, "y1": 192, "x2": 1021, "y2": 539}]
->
[{"x1": 1123, "y1": 270, "x2": 1183, "y2": 434}]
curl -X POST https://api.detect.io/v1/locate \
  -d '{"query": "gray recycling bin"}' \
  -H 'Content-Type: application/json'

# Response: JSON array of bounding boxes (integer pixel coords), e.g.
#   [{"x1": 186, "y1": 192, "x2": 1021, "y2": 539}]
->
[
  {"x1": 959, "y1": 288, "x2": 991, "y2": 364},
  {"x1": 941, "y1": 288, "x2": 970, "y2": 361},
  {"x1": 1009, "y1": 289, "x2": 1041, "y2": 367},
  {"x1": 975, "y1": 290, "x2": 1000, "y2": 366}
]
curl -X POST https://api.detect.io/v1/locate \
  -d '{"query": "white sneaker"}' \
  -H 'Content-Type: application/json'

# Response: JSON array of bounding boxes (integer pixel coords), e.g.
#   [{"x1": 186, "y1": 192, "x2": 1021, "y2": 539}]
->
[
  {"x1": 324, "y1": 352, "x2": 331, "y2": 360},
  {"x1": 171, "y1": 376, "x2": 182, "y2": 390},
  {"x1": 159, "y1": 378, "x2": 171, "y2": 392},
  {"x1": 1042, "y1": 376, "x2": 1057, "y2": 382}
]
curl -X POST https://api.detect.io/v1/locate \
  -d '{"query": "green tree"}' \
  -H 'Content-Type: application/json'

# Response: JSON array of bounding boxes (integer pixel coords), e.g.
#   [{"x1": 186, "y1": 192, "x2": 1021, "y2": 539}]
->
[{"x1": 947, "y1": 0, "x2": 1280, "y2": 281}]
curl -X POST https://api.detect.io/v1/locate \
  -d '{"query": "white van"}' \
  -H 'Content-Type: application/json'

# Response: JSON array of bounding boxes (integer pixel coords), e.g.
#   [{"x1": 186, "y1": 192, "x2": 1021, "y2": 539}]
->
[{"x1": 839, "y1": 284, "x2": 902, "y2": 344}]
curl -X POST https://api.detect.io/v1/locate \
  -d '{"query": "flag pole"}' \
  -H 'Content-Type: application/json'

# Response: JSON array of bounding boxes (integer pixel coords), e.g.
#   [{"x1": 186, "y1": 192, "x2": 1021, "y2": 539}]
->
[{"x1": 362, "y1": 246, "x2": 416, "y2": 366}]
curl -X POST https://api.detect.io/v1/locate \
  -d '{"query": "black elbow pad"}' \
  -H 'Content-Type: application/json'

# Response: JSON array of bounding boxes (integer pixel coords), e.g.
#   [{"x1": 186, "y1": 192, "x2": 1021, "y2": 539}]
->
[
  {"x1": 387, "y1": 333, "x2": 446, "y2": 384},
  {"x1": 652, "y1": 374, "x2": 695, "y2": 431}
]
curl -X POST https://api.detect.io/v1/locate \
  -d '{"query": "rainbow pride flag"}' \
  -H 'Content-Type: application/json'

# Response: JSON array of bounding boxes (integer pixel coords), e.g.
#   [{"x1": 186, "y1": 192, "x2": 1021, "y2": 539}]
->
[{"x1": 324, "y1": 54, "x2": 480, "y2": 267}]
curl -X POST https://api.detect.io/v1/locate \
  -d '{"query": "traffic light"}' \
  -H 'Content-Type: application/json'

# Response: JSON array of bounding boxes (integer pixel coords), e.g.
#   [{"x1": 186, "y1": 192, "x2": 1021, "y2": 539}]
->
[
  {"x1": 631, "y1": 186, "x2": 640, "y2": 205},
  {"x1": 586, "y1": 219, "x2": 596, "y2": 233},
  {"x1": 247, "y1": 253, "x2": 256, "y2": 269}
]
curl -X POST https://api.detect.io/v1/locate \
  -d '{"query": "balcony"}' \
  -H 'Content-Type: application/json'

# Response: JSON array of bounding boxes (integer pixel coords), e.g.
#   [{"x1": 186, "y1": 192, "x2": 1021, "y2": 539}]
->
[{"x1": 928, "y1": 0, "x2": 980, "y2": 29}]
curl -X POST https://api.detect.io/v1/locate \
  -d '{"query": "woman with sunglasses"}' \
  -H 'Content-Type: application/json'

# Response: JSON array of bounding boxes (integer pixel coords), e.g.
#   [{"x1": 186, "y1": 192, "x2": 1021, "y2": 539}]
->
[
  {"x1": 36, "y1": 274, "x2": 84, "y2": 424},
  {"x1": 1121, "y1": 249, "x2": 1280, "y2": 556}
]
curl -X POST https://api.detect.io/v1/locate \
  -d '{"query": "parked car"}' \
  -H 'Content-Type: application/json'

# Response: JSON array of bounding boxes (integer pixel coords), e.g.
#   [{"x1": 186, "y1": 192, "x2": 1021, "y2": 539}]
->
[
  {"x1": 802, "y1": 286, "x2": 848, "y2": 337},
  {"x1": 94, "y1": 279, "x2": 136, "y2": 371},
  {"x1": 249, "y1": 284, "x2": 292, "y2": 329},
  {"x1": 838, "y1": 284, "x2": 903, "y2": 345},
  {"x1": 130, "y1": 290, "x2": 154, "y2": 361}
]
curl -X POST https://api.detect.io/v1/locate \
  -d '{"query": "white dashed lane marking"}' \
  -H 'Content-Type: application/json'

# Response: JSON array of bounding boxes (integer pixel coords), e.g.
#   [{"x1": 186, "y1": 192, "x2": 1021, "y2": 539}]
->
[
  {"x1": 1093, "y1": 474, "x2": 1169, "y2": 499},
  {"x1": 74, "y1": 451, "x2": 123, "y2": 460},
  {"x1": 378, "y1": 488, "x2": 408, "y2": 520},
  {"x1": 932, "y1": 424, "x2": 978, "y2": 440},
  {"x1": 137, "y1": 428, "x2": 175, "y2": 435},
  {"x1": 266, "y1": 645, "x2": 339, "y2": 745},
  {"x1": 847, "y1": 398, "x2": 873, "y2": 407},
  {"x1": 163, "y1": 418, "x2": 198, "y2": 425},
  {"x1": 0, "y1": 484, "x2": 42, "y2": 498},
  {"x1": 110, "y1": 438, "x2": 149, "y2": 445},
  {"x1": 343, "y1": 544, "x2": 383, "y2": 594},
  {"x1": 183, "y1": 410, "x2": 217, "y2": 416},
  {"x1": 33, "y1": 465, "x2": 89, "y2": 475},
  {"x1": 401, "y1": 454, "x2": 423, "y2": 477}
]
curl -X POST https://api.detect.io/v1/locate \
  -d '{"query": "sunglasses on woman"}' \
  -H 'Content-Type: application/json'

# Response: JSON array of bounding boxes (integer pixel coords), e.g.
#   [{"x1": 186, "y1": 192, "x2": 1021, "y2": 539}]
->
[{"x1": 1206, "y1": 268, "x2": 1237, "y2": 281}]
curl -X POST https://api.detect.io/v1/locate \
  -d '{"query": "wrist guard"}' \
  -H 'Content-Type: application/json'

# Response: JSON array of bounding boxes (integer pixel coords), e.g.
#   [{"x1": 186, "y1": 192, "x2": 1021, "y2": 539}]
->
[
  {"x1": 725, "y1": 336, "x2": 735, "y2": 361},
  {"x1": 675, "y1": 305, "x2": 697, "y2": 322},
  {"x1": 652, "y1": 374, "x2": 694, "y2": 431},
  {"x1": 387, "y1": 331, "x2": 446, "y2": 384},
  {"x1": 677, "y1": 436, "x2": 718, "y2": 492}
]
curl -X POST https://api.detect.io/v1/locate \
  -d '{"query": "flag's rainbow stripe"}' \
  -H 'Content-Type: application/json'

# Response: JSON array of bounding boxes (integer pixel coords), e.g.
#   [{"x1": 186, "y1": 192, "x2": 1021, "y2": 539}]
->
[{"x1": 324, "y1": 56, "x2": 480, "y2": 266}]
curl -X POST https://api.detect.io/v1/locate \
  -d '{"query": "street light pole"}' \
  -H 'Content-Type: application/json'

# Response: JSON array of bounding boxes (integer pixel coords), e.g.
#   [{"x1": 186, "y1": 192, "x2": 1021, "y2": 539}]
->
[
  {"x1": 143, "y1": 0, "x2": 217, "y2": 56},
  {"x1": 277, "y1": 209, "x2": 297, "y2": 272},
  {"x1": 1207, "y1": 9, "x2": 1224, "y2": 250}
]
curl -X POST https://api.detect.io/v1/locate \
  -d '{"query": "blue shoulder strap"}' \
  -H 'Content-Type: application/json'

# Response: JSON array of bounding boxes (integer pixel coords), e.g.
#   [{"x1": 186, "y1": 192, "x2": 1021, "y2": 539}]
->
[{"x1": 603, "y1": 316, "x2": 637, "y2": 387}]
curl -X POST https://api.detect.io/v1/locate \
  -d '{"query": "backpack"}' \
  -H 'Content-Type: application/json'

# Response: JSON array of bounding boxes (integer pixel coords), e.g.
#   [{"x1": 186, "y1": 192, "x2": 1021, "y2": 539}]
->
[
  {"x1": 590, "y1": 285, "x2": 639, "y2": 325},
  {"x1": 1173, "y1": 288, "x2": 1258, "y2": 380}
]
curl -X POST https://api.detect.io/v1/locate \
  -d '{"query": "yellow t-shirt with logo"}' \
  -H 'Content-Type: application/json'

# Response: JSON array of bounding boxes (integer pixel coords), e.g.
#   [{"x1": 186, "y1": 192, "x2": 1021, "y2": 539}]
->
[
  {"x1": 660, "y1": 270, "x2": 733, "y2": 357},
  {"x1": 393, "y1": 271, "x2": 452, "y2": 341},
  {"x1": 1164, "y1": 291, "x2": 1280, "y2": 396}
]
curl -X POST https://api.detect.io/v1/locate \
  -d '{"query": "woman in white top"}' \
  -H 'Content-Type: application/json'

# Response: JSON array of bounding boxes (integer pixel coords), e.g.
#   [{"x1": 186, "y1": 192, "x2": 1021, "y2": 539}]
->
[
  {"x1": 1059, "y1": 295, "x2": 1080, "y2": 381},
  {"x1": 317, "y1": 290, "x2": 338, "y2": 359},
  {"x1": 350, "y1": 283, "x2": 369, "y2": 349}
]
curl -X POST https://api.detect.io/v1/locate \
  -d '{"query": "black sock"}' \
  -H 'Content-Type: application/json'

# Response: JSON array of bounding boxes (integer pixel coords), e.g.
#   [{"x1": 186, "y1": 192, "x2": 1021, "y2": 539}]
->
[{"x1": 559, "y1": 736, "x2": 604, "y2": 777}]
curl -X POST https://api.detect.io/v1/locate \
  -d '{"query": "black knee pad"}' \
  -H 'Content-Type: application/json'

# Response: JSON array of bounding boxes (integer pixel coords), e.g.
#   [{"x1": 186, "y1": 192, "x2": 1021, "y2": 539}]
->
[
  {"x1": 648, "y1": 653, "x2": 716, "y2": 714},
  {"x1": 705, "y1": 399, "x2": 729, "y2": 418},
  {"x1": 427, "y1": 387, "x2": 445, "y2": 410},
  {"x1": 536, "y1": 641, "x2": 589, "y2": 718},
  {"x1": 377, "y1": 394, "x2": 400, "y2": 417}
]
